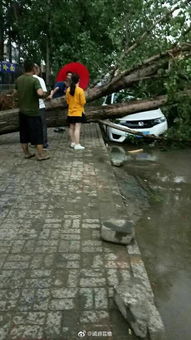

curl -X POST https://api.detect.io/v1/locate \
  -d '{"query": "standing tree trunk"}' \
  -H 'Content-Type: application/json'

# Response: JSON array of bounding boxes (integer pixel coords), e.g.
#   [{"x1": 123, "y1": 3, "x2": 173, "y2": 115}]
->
[
  {"x1": 46, "y1": 37, "x2": 50, "y2": 85},
  {"x1": 8, "y1": 27, "x2": 12, "y2": 63},
  {"x1": 0, "y1": 1, "x2": 4, "y2": 85},
  {"x1": 45, "y1": 0, "x2": 52, "y2": 86},
  {"x1": 0, "y1": 1, "x2": 4, "y2": 61}
]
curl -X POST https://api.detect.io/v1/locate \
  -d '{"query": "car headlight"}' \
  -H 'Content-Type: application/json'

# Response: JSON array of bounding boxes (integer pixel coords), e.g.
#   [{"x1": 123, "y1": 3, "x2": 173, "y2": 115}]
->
[{"x1": 153, "y1": 117, "x2": 166, "y2": 124}]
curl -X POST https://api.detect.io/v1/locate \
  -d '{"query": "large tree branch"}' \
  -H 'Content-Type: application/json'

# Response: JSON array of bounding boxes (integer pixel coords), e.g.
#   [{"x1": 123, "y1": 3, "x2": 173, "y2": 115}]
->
[
  {"x1": 1, "y1": 90, "x2": 191, "y2": 135},
  {"x1": 86, "y1": 44, "x2": 191, "y2": 102},
  {"x1": 1, "y1": 44, "x2": 190, "y2": 112},
  {"x1": 98, "y1": 119, "x2": 191, "y2": 142},
  {"x1": 104, "y1": 44, "x2": 191, "y2": 90}
]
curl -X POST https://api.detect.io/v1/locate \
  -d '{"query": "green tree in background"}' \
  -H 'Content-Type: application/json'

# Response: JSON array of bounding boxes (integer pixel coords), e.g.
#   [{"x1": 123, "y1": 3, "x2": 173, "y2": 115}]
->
[{"x1": 1, "y1": 0, "x2": 191, "y2": 138}]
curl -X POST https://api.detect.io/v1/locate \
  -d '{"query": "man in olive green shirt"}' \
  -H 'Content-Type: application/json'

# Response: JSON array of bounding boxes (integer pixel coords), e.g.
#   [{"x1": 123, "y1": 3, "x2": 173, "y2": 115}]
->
[{"x1": 15, "y1": 60, "x2": 49, "y2": 160}]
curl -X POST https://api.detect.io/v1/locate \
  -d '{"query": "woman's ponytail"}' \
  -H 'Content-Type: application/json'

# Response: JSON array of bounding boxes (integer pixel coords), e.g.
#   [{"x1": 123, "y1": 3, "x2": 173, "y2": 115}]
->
[
  {"x1": 70, "y1": 82, "x2": 76, "y2": 96},
  {"x1": 69, "y1": 73, "x2": 80, "y2": 96}
]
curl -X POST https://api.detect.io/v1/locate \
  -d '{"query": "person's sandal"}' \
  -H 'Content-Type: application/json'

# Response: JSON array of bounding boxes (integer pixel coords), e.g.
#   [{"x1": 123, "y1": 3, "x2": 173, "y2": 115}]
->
[{"x1": 37, "y1": 154, "x2": 50, "y2": 161}]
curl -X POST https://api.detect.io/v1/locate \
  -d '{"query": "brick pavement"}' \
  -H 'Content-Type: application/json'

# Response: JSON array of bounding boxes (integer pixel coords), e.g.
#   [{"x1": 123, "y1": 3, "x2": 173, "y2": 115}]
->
[{"x1": 0, "y1": 124, "x2": 140, "y2": 340}]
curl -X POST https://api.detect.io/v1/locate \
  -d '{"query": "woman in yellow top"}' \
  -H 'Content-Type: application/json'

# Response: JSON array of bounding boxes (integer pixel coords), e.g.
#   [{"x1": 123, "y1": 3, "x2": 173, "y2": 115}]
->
[{"x1": 66, "y1": 73, "x2": 86, "y2": 150}]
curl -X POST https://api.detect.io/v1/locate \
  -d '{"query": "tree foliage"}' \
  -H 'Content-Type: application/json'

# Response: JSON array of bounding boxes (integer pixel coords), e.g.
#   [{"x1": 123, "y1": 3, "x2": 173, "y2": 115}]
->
[{"x1": 1, "y1": 0, "x2": 191, "y2": 138}]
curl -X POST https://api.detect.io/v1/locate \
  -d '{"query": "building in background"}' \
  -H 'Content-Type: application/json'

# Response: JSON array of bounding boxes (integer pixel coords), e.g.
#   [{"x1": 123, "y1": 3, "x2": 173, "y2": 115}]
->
[{"x1": 0, "y1": 39, "x2": 22, "y2": 91}]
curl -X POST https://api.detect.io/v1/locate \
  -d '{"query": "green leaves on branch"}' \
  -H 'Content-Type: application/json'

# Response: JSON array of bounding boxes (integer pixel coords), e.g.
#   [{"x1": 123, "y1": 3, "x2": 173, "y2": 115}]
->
[{"x1": 2, "y1": 0, "x2": 191, "y2": 139}]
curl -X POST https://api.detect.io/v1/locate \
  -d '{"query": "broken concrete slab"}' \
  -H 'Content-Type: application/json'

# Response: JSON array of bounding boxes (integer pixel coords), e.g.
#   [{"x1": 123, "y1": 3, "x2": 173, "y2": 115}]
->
[
  {"x1": 114, "y1": 278, "x2": 150, "y2": 338},
  {"x1": 115, "y1": 241, "x2": 166, "y2": 339},
  {"x1": 127, "y1": 242, "x2": 166, "y2": 338},
  {"x1": 147, "y1": 303, "x2": 167, "y2": 340},
  {"x1": 114, "y1": 276, "x2": 166, "y2": 339},
  {"x1": 101, "y1": 219, "x2": 135, "y2": 245},
  {"x1": 128, "y1": 253, "x2": 154, "y2": 299}
]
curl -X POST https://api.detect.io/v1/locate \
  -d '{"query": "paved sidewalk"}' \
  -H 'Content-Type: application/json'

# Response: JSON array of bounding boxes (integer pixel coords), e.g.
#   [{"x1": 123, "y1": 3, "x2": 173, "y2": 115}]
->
[{"x1": 0, "y1": 124, "x2": 140, "y2": 340}]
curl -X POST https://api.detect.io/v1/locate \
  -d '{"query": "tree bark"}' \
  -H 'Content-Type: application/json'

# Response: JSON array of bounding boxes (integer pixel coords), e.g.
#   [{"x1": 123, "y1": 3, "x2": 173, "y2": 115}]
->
[
  {"x1": 85, "y1": 44, "x2": 191, "y2": 102},
  {"x1": 46, "y1": 38, "x2": 50, "y2": 85},
  {"x1": 99, "y1": 119, "x2": 191, "y2": 143},
  {"x1": 0, "y1": 43, "x2": 190, "y2": 135},
  {"x1": 1, "y1": 91, "x2": 190, "y2": 136},
  {"x1": 0, "y1": 1, "x2": 4, "y2": 61},
  {"x1": 99, "y1": 119, "x2": 163, "y2": 140}
]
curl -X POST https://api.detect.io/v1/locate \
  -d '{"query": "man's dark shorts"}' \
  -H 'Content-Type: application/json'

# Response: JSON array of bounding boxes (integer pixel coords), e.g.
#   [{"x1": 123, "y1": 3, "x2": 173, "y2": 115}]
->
[{"x1": 19, "y1": 112, "x2": 43, "y2": 145}]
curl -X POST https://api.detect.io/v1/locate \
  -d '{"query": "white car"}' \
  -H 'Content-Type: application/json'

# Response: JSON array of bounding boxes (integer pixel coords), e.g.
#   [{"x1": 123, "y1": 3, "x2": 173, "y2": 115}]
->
[{"x1": 103, "y1": 93, "x2": 168, "y2": 143}]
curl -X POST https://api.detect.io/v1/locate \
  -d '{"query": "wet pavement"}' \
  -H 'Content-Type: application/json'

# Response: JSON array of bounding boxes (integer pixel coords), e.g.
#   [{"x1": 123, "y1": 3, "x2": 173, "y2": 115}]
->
[
  {"x1": 109, "y1": 144, "x2": 191, "y2": 340},
  {"x1": 0, "y1": 124, "x2": 145, "y2": 340}
]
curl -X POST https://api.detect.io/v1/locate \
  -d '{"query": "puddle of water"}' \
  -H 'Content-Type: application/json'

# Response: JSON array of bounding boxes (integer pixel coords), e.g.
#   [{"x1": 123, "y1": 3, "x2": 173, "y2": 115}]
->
[{"x1": 109, "y1": 144, "x2": 191, "y2": 340}]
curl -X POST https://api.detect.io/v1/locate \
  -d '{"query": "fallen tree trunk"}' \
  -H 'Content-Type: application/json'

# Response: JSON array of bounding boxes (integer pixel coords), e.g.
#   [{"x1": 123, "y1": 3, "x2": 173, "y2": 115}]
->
[
  {"x1": 0, "y1": 90, "x2": 190, "y2": 135},
  {"x1": 0, "y1": 43, "x2": 190, "y2": 135}
]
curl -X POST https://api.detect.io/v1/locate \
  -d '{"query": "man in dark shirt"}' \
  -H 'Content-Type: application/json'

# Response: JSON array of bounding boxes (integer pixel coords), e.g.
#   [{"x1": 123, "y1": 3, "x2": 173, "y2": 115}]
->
[
  {"x1": 48, "y1": 71, "x2": 72, "y2": 132},
  {"x1": 15, "y1": 60, "x2": 50, "y2": 160},
  {"x1": 49, "y1": 81, "x2": 66, "y2": 98}
]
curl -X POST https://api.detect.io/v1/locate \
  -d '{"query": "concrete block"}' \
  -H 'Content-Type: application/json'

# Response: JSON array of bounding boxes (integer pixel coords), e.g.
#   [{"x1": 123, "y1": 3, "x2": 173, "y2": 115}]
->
[
  {"x1": 148, "y1": 303, "x2": 167, "y2": 340},
  {"x1": 101, "y1": 219, "x2": 135, "y2": 245},
  {"x1": 114, "y1": 278, "x2": 149, "y2": 338},
  {"x1": 114, "y1": 278, "x2": 166, "y2": 339}
]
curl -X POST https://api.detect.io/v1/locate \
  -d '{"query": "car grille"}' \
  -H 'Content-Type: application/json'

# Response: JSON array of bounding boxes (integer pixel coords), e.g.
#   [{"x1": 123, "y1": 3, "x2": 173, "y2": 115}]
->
[{"x1": 121, "y1": 119, "x2": 159, "y2": 129}]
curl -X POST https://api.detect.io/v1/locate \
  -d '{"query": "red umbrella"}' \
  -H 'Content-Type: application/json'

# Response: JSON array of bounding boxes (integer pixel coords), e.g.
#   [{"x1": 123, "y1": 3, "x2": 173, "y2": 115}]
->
[{"x1": 56, "y1": 62, "x2": 90, "y2": 89}]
